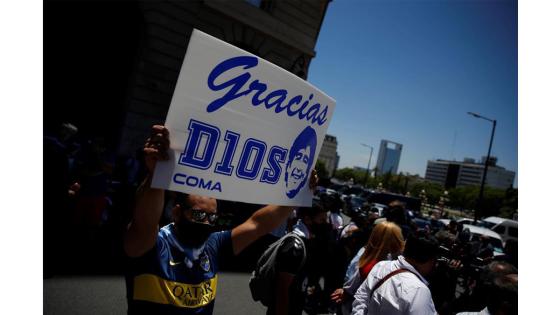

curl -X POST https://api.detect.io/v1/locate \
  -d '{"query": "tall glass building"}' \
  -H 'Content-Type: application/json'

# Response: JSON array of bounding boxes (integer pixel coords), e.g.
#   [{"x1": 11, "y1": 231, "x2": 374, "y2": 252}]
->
[{"x1": 376, "y1": 140, "x2": 403, "y2": 175}]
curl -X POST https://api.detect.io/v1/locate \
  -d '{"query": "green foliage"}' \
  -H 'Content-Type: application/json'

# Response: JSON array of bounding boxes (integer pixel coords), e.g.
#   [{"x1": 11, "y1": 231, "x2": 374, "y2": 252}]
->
[
  {"x1": 498, "y1": 187, "x2": 518, "y2": 219},
  {"x1": 447, "y1": 186, "x2": 480, "y2": 210},
  {"x1": 445, "y1": 185, "x2": 517, "y2": 219},
  {"x1": 334, "y1": 167, "x2": 357, "y2": 181},
  {"x1": 410, "y1": 181, "x2": 444, "y2": 204}
]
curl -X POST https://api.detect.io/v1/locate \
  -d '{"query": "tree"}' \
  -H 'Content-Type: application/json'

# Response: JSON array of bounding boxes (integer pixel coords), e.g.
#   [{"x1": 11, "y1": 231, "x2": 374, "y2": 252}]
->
[
  {"x1": 410, "y1": 182, "x2": 444, "y2": 205},
  {"x1": 334, "y1": 167, "x2": 356, "y2": 181},
  {"x1": 448, "y1": 186, "x2": 479, "y2": 210},
  {"x1": 446, "y1": 185, "x2": 517, "y2": 218},
  {"x1": 498, "y1": 188, "x2": 518, "y2": 219}
]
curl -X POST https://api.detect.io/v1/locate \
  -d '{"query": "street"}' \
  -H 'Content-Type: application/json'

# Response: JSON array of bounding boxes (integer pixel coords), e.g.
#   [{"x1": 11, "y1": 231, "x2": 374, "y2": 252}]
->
[
  {"x1": 45, "y1": 214, "x2": 353, "y2": 315},
  {"x1": 44, "y1": 272, "x2": 267, "y2": 315}
]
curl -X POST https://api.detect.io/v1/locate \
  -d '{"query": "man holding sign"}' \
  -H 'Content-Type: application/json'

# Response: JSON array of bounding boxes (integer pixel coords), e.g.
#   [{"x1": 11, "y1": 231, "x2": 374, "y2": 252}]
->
[
  {"x1": 124, "y1": 29, "x2": 334, "y2": 315},
  {"x1": 124, "y1": 125, "x2": 318, "y2": 315}
]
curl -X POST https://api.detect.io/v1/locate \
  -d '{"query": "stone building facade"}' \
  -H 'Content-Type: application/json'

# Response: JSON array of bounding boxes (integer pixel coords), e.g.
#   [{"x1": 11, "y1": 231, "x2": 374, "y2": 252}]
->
[
  {"x1": 46, "y1": 0, "x2": 331, "y2": 157},
  {"x1": 118, "y1": 0, "x2": 331, "y2": 155},
  {"x1": 317, "y1": 134, "x2": 339, "y2": 177}
]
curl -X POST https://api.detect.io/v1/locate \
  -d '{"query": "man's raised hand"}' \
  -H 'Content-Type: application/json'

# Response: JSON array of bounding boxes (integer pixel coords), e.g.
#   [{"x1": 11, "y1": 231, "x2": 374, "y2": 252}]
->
[{"x1": 144, "y1": 125, "x2": 170, "y2": 174}]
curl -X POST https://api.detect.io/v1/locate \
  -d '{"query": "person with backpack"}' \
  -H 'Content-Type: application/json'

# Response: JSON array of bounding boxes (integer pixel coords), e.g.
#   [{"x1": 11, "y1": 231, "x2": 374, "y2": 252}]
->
[
  {"x1": 351, "y1": 235, "x2": 440, "y2": 315},
  {"x1": 330, "y1": 221, "x2": 405, "y2": 315},
  {"x1": 250, "y1": 204, "x2": 330, "y2": 315},
  {"x1": 123, "y1": 125, "x2": 318, "y2": 315}
]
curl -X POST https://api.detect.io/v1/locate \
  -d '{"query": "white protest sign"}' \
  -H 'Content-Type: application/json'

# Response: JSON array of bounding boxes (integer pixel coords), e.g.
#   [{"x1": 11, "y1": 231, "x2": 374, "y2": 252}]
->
[{"x1": 152, "y1": 29, "x2": 336, "y2": 206}]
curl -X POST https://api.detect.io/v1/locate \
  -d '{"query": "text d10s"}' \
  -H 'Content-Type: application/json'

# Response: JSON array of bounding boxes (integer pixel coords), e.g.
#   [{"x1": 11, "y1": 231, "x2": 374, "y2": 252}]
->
[{"x1": 178, "y1": 119, "x2": 288, "y2": 185}]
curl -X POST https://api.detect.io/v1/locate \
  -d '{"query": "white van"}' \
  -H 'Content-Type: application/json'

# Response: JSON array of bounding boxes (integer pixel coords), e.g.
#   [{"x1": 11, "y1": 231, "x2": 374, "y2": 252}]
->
[{"x1": 480, "y1": 216, "x2": 518, "y2": 244}]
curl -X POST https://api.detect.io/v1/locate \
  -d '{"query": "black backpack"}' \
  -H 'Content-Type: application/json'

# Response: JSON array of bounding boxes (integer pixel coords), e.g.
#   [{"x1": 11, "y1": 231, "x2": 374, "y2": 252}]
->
[{"x1": 249, "y1": 232, "x2": 307, "y2": 306}]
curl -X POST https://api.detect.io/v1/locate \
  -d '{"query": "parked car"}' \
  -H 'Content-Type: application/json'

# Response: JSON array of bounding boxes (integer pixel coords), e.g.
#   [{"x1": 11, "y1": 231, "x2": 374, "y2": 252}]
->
[
  {"x1": 365, "y1": 191, "x2": 421, "y2": 212},
  {"x1": 479, "y1": 216, "x2": 518, "y2": 244},
  {"x1": 439, "y1": 217, "x2": 475, "y2": 226},
  {"x1": 457, "y1": 218, "x2": 475, "y2": 225},
  {"x1": 315, "y1": 186, "x2": 326, "y2": 194},
  {"x1": 371, "y1": 203, "x2": 388, "y2": 217},
  {"x1": 461, "y1": 224, "x2": 505, "y2": 258},
  {"x1": 411, "y1": 218, "x2": 445, "y2": 234},
  {"x1": 344, "y1": 195, "x2": 366, "y2": 216}
]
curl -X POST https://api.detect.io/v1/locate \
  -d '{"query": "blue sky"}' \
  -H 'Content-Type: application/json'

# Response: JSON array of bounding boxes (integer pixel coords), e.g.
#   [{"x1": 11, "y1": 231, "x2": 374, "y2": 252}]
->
[{"x1": 307, "y1": 0, "x2": 517, "y2": 186}]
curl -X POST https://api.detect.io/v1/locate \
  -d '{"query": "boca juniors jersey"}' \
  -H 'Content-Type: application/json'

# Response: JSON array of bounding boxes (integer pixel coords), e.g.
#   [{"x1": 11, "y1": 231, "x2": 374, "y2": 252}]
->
[{"x1": 126, "y1": 224, "x2": 232, "y2": 315}]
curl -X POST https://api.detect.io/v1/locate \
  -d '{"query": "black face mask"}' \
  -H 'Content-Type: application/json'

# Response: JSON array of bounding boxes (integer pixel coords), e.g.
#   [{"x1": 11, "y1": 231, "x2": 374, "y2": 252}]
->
[{"x1": 175, "y1": 220, "x2": 213, "y2": 247}]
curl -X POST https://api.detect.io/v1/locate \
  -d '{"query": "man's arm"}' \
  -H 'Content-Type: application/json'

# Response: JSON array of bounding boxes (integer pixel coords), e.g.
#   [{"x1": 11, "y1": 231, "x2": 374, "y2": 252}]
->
[
  {"x1": 231, "y1": 170, "x2": 318, "y2": 255},
  {"x1": 274, "y1": 272, "x2": 295, "y2": 315},
  {"x1": 123, "y1": 125, "x2": 169, "y2": 258},
  {"x1": 231, "y1": 205, "x2": 294, "y2": 255}
]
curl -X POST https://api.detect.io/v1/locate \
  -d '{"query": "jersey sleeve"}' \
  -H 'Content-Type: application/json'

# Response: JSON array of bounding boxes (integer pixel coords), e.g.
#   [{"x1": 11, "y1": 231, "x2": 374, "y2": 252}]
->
[
  {"x1": 207, "y1": 230, "x2": 233, "y2": 262},
  {"x1": 276, "y1": 236, "x2": 305, "y2": 274}
]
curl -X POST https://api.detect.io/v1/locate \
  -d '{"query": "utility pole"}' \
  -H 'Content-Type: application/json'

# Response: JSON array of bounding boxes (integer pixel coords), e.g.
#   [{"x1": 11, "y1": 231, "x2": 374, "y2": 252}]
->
[{"x1": 467, "y1": 112, "x2": 497, "y2": 223}]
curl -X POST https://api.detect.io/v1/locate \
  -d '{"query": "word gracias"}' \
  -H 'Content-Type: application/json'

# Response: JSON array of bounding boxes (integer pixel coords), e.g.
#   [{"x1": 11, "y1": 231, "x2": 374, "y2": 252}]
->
[{"x1": 206, "y1": 56, "x2": 329, "y2": 127}]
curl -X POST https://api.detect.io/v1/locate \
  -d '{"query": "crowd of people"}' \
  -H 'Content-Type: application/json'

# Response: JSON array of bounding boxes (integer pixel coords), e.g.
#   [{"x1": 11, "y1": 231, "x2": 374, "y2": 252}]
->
[
  {"x1": 256, "y1": 193, "x2": 518, "y2": 315},
  {"x1": 44, "y1": 123, "x2": 518, "y2": 314}
]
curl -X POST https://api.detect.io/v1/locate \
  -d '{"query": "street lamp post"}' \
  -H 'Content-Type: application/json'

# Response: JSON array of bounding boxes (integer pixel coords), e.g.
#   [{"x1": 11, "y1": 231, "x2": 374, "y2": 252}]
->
[
  {"x1": 361, "y1": 143, "x2": 374, "y2": 187},
  {"x1": 467, "y1": 112, "x2": 497, "y2": 223}
]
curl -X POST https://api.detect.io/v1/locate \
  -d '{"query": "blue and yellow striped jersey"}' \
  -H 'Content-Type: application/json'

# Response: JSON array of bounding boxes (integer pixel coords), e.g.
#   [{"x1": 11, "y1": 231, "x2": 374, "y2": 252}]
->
[{"x1": 126, "y1": 224, "x2": 232, "y2": 314}]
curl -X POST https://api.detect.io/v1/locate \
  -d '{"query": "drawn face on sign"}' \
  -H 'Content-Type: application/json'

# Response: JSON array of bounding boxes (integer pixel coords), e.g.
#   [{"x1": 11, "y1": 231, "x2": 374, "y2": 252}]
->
[{"x1": 285, "y1": 126, "x2": 317, "y2": 199}]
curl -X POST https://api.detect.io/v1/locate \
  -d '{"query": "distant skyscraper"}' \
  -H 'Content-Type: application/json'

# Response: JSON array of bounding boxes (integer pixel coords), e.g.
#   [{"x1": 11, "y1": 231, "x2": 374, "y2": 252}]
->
[{"x1": 376, "y1": 140, "x2": 403, "y2": 175}]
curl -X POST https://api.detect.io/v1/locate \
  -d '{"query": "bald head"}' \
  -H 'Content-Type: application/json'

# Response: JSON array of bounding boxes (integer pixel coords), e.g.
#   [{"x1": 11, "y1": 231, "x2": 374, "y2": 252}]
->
[
  {"x1": 487, "y1": 261, "x2": 518, "y2": 277},
  {"x1": 185, "y1": 195, "x2": 218, "y2": 213}
]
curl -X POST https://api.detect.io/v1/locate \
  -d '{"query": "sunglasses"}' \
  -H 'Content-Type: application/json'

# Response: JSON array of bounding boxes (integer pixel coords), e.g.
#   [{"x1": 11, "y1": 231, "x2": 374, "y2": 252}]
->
[{"x1": 189, "y1": 208, "x2": 219, "y2": 225}]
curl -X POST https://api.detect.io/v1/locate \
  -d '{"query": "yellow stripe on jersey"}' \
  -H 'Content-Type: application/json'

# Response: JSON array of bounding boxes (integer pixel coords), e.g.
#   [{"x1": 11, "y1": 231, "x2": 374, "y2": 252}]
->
[{"x1": 133, "y1": 274, "x2": 218, "y2": 308}]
